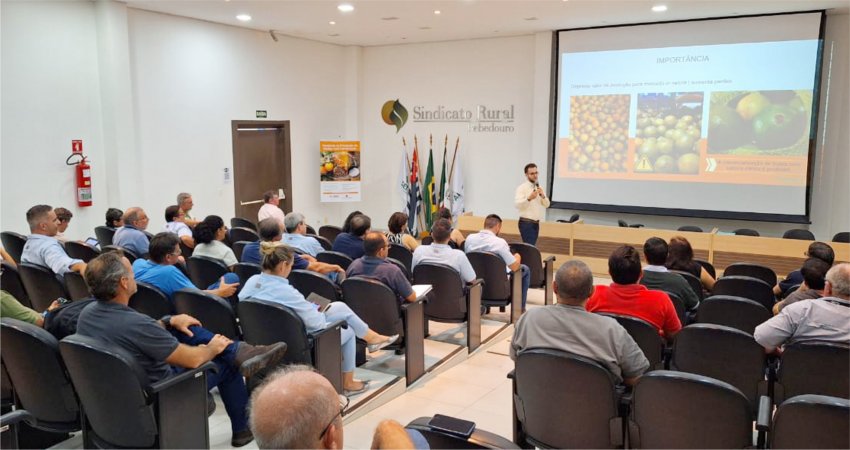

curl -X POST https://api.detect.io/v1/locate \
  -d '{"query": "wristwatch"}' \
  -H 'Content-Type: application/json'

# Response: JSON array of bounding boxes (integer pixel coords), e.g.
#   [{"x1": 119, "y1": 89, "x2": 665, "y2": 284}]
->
[{"x1": 161, "y1": 315, "x2": 173, "y2": 329}]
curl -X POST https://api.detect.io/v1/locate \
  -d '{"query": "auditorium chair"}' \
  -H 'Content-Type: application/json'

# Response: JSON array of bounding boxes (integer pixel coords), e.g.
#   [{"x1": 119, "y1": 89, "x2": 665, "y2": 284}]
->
[
  {"x1": 128, "y1": 282, "x2": 174, "y2": 320},
  {"x1": 229, "y1": 226, "x2": 259, "y2": 244},
  {"x1": 668, "y1": 269, "x2": 704, "y2": 303},
  {"x1": 617, "y1": 219, "x2": 643, "y2": 228},
  {"x1": 1, "y1": 262, "x2": 31, "y2": 308},
  {"x1": 316, "y1": 250, "x2": 354, "y2": 270},
  {"x1": 412, "y1": 263, "x2": 483, "y2": 352},
  {"x1": 1, "y1": 319, "x2": 84, "y2": 445},
  {"x1": 598, "y1": 313, "x2": 666, "y2": 370},
  {"x1": 318, "y1": 225, "x2": 343, "y2": 244},
  {"x1": 509, "y1": 243, "x2": 555, "y2": 305},
  {"x1": 309, "y1": 234, "x2": 333, "y2": 251},
  {"x1": 17, "y1": 263, "x2": 69, "y2": 312},
  {"x1": 694, "y1": 259, "x2": 716, "y2": 279},
  {"x1": 832, "y1": 231, "x2": 850, "y2": 243},
  {"x1": 0, "y1": 232, "x2": 26, "y2": 264},
  {"x1": 178, "y1": 240, "x2": 194, "y2": 258},
  {"x1": 341, "y1": 277, "x2": 426, "y2": 385},
  {"x1": 628, "y1": 371, "x2": 756, "y2": 448},
  {"x1": 232, "y1": 262, "x2": 261, "y2": 287},
  {"x1": 238, "y1": 298, "x2": 344, "y2": 393},
  {"x1": 767, "y1": 395, "x2": 850, "y2": 449},
  {"x1": 510, "y1": 348, "x2": 626, "y2": 449},
  {"x1": 0, "y1": 409, "x2": 32, "y2": 449},
  {"x1": 733, "y1": 228, "x2": 760, "y2": 236},
  {"x1": 101, "y1": 245, "x2": 139, "y2": 263},
  {"x1": 63, "y1": 241, "x2": 100, "y2": 263},
  {"x1": 696, "y1": 295, "x2": 771, "y2": 335},
  {"x1": 174, "y1": 289, "x2": 241, "y2": 340},
  {"x1": 230, "y1": 217, "x2": 257, "y2": 231},
  {"x1": 63, "y1": 272, "x2": 91, "y2": 301},
  {"x1": 289, "y1": 269, "x2": 342, "y2": 302},
  {"x1": 60, "y1": 334, "x2": 212, "y2": 449},
  {"x1": 466, "y1": 252, "x2": 522, "y2": 324},
  {"x1": 671, "y1": 324, "x2": 768, "y2": 415},
  {"x1": 677, "y1": 225, "x2": 703, "y2": 232},
  {"x1": 712, "y1": 275, "x2": 775, "y2": 310},
  {"x1": 782, "y1": 228, "x2": 815, "y2": 240},
  {"x1": 305, "y1": 224, "x2": 317, "y2": 235},
  {"x1": 387, "y1": 257, "x2": 413, "y2": 281},
  {"x1": 722, "y1": 262, "x2": 777, "y2": 287},
  {"x1": 186, "y1": 255, "x2": 229, "y2": 290},
  {"x1": 228, "y1": 241, "x2": 248, "y2": 262},
  {"x1": 663, "y1": 291, "x2": 688, "y2": 325},
  {"x1": 774, "y1": 341, "x2": 849, "y2": 403},
  {"x1": 421, "y1": 236, "x2": 434, "y2": 245},
  {"x1": 406, "y1": 416, "x2": 519, "y2": 449},
  {"x1": 93, "y1": 226, "x2": 116, "y2": 247},
  {"x1": 388, "y1": 243, "x2": 414, "y2": 274}
]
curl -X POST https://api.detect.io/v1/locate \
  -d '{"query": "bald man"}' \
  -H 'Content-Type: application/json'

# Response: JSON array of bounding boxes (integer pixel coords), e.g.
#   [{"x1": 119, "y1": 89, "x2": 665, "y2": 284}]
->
[
  {"x1": 250, "y1": 366, "x2": 416, "y2": 449},
  {"x1": 113, "y1": 207, "x2": 151, "y2": 256}
]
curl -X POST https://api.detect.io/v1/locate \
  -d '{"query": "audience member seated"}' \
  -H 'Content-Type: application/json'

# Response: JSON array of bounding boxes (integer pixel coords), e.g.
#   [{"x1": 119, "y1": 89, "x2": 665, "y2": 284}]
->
[
  {"x1": 243, "y1": 219, "x2": 344, "y2": 281},
  {"x1": 257, "y1": 190, "x2": 285, "y2": 226},
  {"x1": 135, "y1": 233, "x2": 238, "y2": 300},
  {"x1": 177, "y1": 192, "x2": 199, "y2": 227},
  {"x1": 437, "y1": 207, "x2": 465, "y2": 248},
  {"x1": 385, "y1": 212, "x2": 419, "y2": 251},
  {"x1": 640, "y1": 237, "x2": 699, "y2": 310},
  {"x1": 666, "y1": 235, "x2": 714, "y2": 291},
  {"x1": 755, "y1": 263, "x2": 850, "y2": 353},
  {"x1": 282, "y1": 212, "x2": 324, "y2": 257},
  {"x1": 21, "y1": 204, "x2": 86, "y2": 276},
  {"x1": 53, "y1": 207, "x2": 73, "y2": 243},
  {"x1": 341, "y1": 210, "x2": 363, "y2": 234},
  {"x1": 347, "y1": 232, "x2": 416, "y2": 304},
  {"x1": 0, "y1": 290, "x2": 59, "y2": 328},
  {"x1": 76, "y1": 252, "x2": 287, "y2": 447},
  {"x1": 773, "y1": 258, "x2": 830, "y2": 314},
  {"x1": 511, "y1": 260, "x2": 649, "y2": 385},
  {"x1": 774, "y1": 241, "x2": 834, "y2": 297},
  {"x1": 105, "y1": 207, "x2": 124, "y2": 229},
  {"x1": 193, "y1": 215, "x2": 238, "y2": 269},
  {"x1": 587, "y1": 245, "x2": 682, "y2": 339},
  {"x1": 412, "y1": 219, "x2": 476, "y2": 283},
  {"x1": 464, "y1": 214, "x2": 530, "y2": 312},
  {"x1": 163, "y1": 205, "x2": 195, "y2": 249},
  {"x1": 332, "y1": 214, "x2": 370, "y2": 260},
  {"x1": 249, "y1": 365, "x2": 418, "y2": 449},
  {"x1": 113, "y1": 207, "x2": 151, "y2": 256},
  {"x1": 238, "y1": 242, "x2": 398, "y2": 393}
]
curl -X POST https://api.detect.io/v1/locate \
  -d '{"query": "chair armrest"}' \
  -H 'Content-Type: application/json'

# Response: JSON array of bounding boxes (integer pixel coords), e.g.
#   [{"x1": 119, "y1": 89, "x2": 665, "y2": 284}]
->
[
  {"x1": 465, "y1": 278, "x2": 484, "y2": 292},
  {"x1": 542, "y1": 255, "x2": 556, "y2": 264},
  {"x1": 0, "y1": 409, "x2": 33, "y2": 429},
  {"x1": 148, "y1": 361, "x2": 216, "y2": 395},
  {"x1": 756, "y1": 395, "x2": 772, "y2": 432},
  {"x1": 401, "y1": 296, "x2": 428, "y2": 309},
  {"x1": 310, "y1": 320, "x2": 347, "y2": 339},
  {"x1": 507, "y1": 369, "x2": 515, "y2": 379}
]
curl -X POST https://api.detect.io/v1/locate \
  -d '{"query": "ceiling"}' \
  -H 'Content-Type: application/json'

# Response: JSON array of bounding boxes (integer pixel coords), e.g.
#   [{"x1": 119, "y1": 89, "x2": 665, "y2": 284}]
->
[{"x1": 123, "y1": 0, "x2": 850, "y2": 47}]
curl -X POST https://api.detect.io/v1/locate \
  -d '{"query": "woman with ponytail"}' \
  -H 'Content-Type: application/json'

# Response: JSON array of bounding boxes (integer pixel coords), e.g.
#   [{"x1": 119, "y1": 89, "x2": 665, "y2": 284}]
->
[{"x1": 238, "y1": 242, "x2": 398, "y2": 394}]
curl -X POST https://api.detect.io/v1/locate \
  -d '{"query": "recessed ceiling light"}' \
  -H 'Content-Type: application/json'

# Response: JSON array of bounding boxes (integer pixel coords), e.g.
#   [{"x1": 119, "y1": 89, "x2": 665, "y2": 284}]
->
[
  {"x1": 524, "y1": 17, "x2": 538, "y2": 21},
  {"x1": 419, "y1": 26, "x2": 432, "y2": 30},
  {"x1": 651, "y1": 4, "x2": 667, "y2": 12},
  {"x1": 434, "y1": 10, "x2": 441, "y2": 15},
  {"x1": 328, "y1": 33, "x2": 340, "y2": 37},
  {"x1": 329, "y1": 21, "x2": 336, "y2": 25},
  {"x1": 236, "y1": 14, "x2": 252, "y2": 22},
  {"x1": 381, "y1": 16, "x2": 399, "y2": 21},
  {"x1": 338, "y1": 4, "x2": 354, "y2": 12}
]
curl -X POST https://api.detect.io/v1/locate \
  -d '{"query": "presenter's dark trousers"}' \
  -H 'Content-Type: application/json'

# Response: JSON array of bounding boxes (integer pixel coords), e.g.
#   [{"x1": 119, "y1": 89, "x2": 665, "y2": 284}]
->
[{"x1": 518, "y1": 218, "x2": 539, "y2": 246}]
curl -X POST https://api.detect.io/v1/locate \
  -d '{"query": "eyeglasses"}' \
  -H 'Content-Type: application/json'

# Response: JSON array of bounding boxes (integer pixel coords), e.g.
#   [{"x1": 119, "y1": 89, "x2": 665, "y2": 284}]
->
[{"x1": 318, "y1": 394, "x2": 350, "y2": 439}]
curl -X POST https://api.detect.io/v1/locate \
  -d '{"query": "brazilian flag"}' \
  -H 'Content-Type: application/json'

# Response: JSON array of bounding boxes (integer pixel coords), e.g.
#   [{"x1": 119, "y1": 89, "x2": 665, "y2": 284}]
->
[{"x1": 424, "y1": 149, "x2": 437, "y2": 229}]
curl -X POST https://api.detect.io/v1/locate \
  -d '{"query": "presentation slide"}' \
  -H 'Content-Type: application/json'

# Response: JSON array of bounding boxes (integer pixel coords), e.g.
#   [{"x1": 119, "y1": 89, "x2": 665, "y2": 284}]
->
[{"x1": 551, "y1": 12, "x2": 823, "y2": 220}]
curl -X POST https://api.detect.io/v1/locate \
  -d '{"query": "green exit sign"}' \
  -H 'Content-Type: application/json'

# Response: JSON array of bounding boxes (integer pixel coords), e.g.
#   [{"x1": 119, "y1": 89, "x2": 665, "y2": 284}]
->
[{"x1": 256, "y1": 110, "x2": 268, "y2": 118}]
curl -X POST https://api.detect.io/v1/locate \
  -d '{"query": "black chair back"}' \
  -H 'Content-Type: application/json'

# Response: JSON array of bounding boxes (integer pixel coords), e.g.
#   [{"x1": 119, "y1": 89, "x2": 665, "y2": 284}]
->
[
  {"x1": 231, "y1": 241, "x2": 250, "y2": 262},
  {"x1": 230, "y1": 217, "x2": 257, "y2": 232},
  {"x1": 783, "y1": 229, "x2": 815, "y2": 240},
  {"x1": 93, "y1": 226, "x2": 116, "y2": 247},
  {"x1": 712, "y1": 275, "x2": 775, "y2": 310},
  {"x1": 318, "y1": 225, "x2": 343, "y2": 244},
  {"x1": 598, "y1": 313, "x2": 664, "y2": 369},
  {"x1": 174, "y1": 289, "x2": 240, "y2": 339},
  {"x1": 671, "y1": 324, "x2": 766, "y2": 413},
  {"x1": 771, "y1": 395, "x2": 850, "y2": 449},
  {"x1": 733, "y1": 228, "x2": 760, "y2": 236},
  {"x1": 63, "y1": 272, "x2": 91, "y2": 301},
  {"x1": 316, "y1": 251, "x2": 353, "y2": 270},
  {"x1": 669, "y1": 270, "x2": 704, "y2": 302},
  {"x1": 387, "y1": 243, "x2": 413, "y2": 273},
  {"x1": 617, "y1": 220, "x2": 628, "y2": 227},
  {"x1": 722, "y1": 262, "x2": 777, "y2": 286},
  {"x1": 421, "y1": 236, "x2": 434, "y2": 245},
  {"x1": 629, "y1": 371, "x2": 753, "y2": 449},
  {"x1": 229, "y1": 227, "x2": 259, "y2": 244},
  {"x1": 178, "y1": 240, "x2": 193, "y2": 258},
  {"x1": 17, "y1": 263, "x2": 68, "y2": 312},
  {"x1": 64, "y1": 241, "x2": 100, "y2": 263},
  {"x1": 664, "y1": 291, "x2": 688, "y2": 325},
  {"x1": 509, "y1": 243, "x2": 543, "y2": 287},
  {"x1": 832, "y1": 231, "x2": 850, "y2": 243},
  {"x1": 186, "y1": 255, "x2": 228, "y2": 289},
  {"x1": 677, "y1": 225, "x2": 703, "y2": 232},
  {"x1": 386, "y1": 257, "x2": 412, "y2": 281},
  {"x1": 129, "y1": 282, "x2": 174, "y2": 320},
  {"x1": 777, "y1": 341, "x2": 849, "y2": 402},
  {"x1": 514, "y1": 348, "x2": 621, "y2": 449},
  {"x1": 1, "y1": 261, "x2": 31, "y2": 308},
  {"x1": 305, "y1": 225, "x2": 317, "y2": 235},
  {"x1": 1, "y1": 318, "x2": 81, "y2": 429},
  {"x1": 233, "y1": 262, "x2": 261, "y2": 287},
  {"x1": 0, "y1": 232, "x2": 26, "y2": 264},
  {"x1": 309, "y1": 234, "x2": 333, "y2": 251},
  {"x1": 694, "y1": 259, "x2": 716, "y2": 279},
  {"x1": 289, "y1": 269, "x2": 341, "y2": 302},
  {"x1": 238, "y1": 298, "x2": 312, "y2": 365},
  {"x1": 696, "y1": 295, "x2": 770, "y2": 335},
  {"x1": 466, "y1": 252, "x2": 510, "y2": 301},
  {"x1": 413, "y1": 263, "x2": 467, "y2": 322},
  {"x1": 101, "y1": 245, "x2": 139, "y2": 263},
  {"x1": 341, "y1": 277, "x2": 403, "y2": 337}
]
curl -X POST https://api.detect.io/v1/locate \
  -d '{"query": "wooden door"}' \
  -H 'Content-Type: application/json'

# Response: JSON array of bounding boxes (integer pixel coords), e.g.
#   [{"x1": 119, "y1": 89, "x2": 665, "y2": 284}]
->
[{"x1": 231, "y1": 121, "x2": 292, "y2": 221}]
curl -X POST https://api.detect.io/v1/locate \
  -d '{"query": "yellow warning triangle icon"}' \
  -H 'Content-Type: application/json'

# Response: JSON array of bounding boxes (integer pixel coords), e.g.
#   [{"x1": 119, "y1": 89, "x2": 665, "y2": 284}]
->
[{"x1": 635, "y1": 155, "x2": 653, "y2": 173}]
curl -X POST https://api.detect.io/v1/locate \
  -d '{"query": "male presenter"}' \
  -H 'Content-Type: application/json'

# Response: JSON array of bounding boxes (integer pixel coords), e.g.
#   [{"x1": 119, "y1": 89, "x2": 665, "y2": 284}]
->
[{"x1": 514, "y1": 163, "x2": 549, "y2": 246}]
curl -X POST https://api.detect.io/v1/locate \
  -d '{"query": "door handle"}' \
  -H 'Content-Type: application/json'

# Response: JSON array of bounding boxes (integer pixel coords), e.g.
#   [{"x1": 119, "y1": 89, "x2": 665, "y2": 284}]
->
[{"x1": 239, "y1": 199, "x2": 264, "y2": 206}]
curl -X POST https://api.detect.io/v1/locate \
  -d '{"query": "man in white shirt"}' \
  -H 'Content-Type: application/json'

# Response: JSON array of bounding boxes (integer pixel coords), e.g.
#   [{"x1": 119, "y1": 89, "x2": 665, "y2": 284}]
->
[
  {"x1": 257, "y1": 190, "x2": 285, "y2": 227},
  {"x1": 163, "y1": 205, "x2": 194, "y2": 249},
  {"x1": 282, "y1": 212, "x2": 324, "y2": 257},
  {"x1": 464, "y1": 214, "x2": 531, "y2": 312},
  {"x1": 514, "y1": 163, "x2": 549, "y2": 246},
  {"x1": 412, "y1": 219, "x2": 476, "y2": 283}
]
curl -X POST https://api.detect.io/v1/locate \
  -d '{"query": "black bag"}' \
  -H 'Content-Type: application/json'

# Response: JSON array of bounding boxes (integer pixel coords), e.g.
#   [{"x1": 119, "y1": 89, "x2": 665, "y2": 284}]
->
[{"x1": 44, "y1": 298, "x2": 95, "y2": 340}]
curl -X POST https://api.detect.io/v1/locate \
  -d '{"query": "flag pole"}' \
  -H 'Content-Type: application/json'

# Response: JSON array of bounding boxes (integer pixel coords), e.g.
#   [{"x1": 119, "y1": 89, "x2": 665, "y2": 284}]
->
[{"x1": 414, "y1": 135, "x2": 426, "y2": 236}]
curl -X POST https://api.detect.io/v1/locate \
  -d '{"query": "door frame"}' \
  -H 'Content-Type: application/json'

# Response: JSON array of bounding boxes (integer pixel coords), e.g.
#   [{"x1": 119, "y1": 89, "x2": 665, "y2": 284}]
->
[{"x1": 231, "y1": 120, "x2": 293, "y2": 218}]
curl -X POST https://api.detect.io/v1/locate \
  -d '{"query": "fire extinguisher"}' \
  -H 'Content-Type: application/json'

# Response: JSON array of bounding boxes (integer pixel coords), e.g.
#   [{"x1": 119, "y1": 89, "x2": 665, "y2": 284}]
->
[{"x1": 66, "y1": 152, "x2": 93, "y2": 207}]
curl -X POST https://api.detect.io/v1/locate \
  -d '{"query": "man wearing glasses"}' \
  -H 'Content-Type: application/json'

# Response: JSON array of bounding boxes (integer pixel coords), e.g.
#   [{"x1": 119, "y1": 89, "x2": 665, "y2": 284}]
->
[{"x1": 513, "y1": 163, "x2": 549, "y2": 246}]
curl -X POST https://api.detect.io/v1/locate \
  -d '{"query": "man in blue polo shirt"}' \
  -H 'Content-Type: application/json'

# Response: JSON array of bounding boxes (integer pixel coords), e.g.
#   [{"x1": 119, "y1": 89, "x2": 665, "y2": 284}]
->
[
  {"x1": 347, "y1": 232, "x2": 415, "y2": 304},
  {"x1": 113, "y1": 207, "x2": 151, "y2": 257},
  {"x1": 464, "y1": 214, "x2": 530, "y2": 312},
  {"x1": 332, "y1": 214, "x2": 370, "y2": 260}
]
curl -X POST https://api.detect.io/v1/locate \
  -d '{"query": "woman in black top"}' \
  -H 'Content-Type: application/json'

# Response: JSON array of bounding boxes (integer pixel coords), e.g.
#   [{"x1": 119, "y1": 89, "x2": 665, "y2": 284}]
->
[{"x1": 666, "y1": 235, "x2": 715, "y2": 291}]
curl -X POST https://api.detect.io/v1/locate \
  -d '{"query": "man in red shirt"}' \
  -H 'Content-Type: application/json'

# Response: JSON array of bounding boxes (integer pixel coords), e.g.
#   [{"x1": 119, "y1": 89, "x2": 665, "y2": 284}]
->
[{"x1": 586, "y1": 245, "x2": 681, "y2": 339}]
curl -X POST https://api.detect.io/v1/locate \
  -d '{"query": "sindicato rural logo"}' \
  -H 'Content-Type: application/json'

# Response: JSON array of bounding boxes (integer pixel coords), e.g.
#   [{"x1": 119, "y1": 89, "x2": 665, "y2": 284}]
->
[{"x1": 381, "y1": 99, "x2": 408, "y2": 132}]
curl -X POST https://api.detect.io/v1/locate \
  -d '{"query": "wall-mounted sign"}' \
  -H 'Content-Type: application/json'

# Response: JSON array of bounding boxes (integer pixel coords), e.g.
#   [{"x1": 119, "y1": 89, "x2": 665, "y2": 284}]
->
[
  {"x1": 256, "y1": 110, "x2": 268, "y2": 118},
  {"x1": 381, "y1": 99, "x2": 516, "y2": 133},
  {"x1": 320, "y1": 141, "x2": 361, "y2": 202}
]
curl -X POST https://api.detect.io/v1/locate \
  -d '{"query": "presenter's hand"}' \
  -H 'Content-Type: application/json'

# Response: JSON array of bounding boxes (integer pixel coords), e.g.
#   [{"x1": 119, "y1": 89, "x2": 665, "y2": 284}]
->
[
  {"x1": 527, "y1": 189, "x2": 539, "y2": 201},
  {"x1": 537, "y1": 187, "x2": 546, "y2": 199}
]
